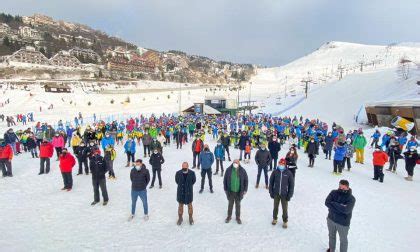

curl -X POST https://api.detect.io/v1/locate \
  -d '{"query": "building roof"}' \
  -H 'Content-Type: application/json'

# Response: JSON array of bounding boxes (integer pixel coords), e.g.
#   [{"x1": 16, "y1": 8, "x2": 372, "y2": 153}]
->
[
  {"x1": 182, "y1": 104, "x2": 221, "y2": 114},
  {"x1": 365, "y1": 99, "x2": 420, "y2": 107},
  {"x1": 205, "y1": 96, "x2": 228, "y2": 100}
]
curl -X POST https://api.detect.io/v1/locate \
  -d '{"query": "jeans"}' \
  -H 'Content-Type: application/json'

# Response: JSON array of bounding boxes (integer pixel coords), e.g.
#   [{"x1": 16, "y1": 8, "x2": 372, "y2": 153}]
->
[
  {"x1": 126, "y1": 152, "x2": 135, "y2": 163},
  {"x1": 61, "y1": 172, "x2": 73, "y2": 189},
  {"x1": 227, "y1": 192, "x2": 241, "y2": 218},
  {"x1": 257, "y1": 166, "x2": 268, "y2": 186},
  {"x1": 40, "y1": 158, "x2": 50, "y2": 174},
  {"x1": 151, "y1": 168, "x2": 162, "y2": 186},
  {"x1": 325, "y1": 149, "x2": 332, "y2": 159},
  {"x1": 131, "y1": 190, "x2": 148, "y2": 215},
  {"x1": 30, "y1": 148, "x2": 38, "y2": 158},
  {"x1": 200, "y1": 168, "x2": 213, "y2": 190},
  {"x1": 215, "y1": 159, "x2": 224, "y2": 173},
  {"x1": 327, "y1": 217, "x2": 349, "y2": 252},
  {"x1": 273, "y1": 195, "x2": 288, "y2": 222},
  {"x1": 333, "y1": 160, "x2": 343, "y2": 173},
  {"x1": 93, "y1": 178, "x2": 109, "y2": 202},
  {"x1": 270, "y1": 156, "x2": 278, "y2": 170}
]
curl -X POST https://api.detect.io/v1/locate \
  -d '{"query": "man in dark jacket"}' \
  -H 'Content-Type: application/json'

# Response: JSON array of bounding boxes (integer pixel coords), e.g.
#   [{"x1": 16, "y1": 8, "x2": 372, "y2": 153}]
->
[
  {"x1": 199, "y1": 144, "x2": 215, "y2": 193},
  {"x1": 324, "y1": 133, "x2": 334, "y2": 160},
  {"x1": 238, "y1": 131, "x2": 249, "y2": 161},
  {"x1": 268, "y1": 137, "x2": 281, "y2": 171},
  {"x1": 129, "y1": 159, "x2": 150, "y2": 220},
  {"x1": 325, "y1": 180, "x2": 356, "y2": 252},
  {"x1": 75, "y1": 142, "x2": 89, "y2": 175},
  {"x1": 306, "y1": 137, "x2": 319, "y2": 167},
  {"x1": 89, "y1": 150, "x2": 109, "y2": 206},
  {"x1": 220, "y1": 132, "x2": 231, "y2": 161},
  {"x1": 175, "y1": 162, "x2": 196, "y2": 225},
  {"x1": 403, "y1": 147, "x2": 418, "y2": 181},
  {"x1": 255, "y1": 143, "x2": 272, "y2": 188},
  {"x1": 149, "y1": 150, "x2": 165, "y2": 188},
  {"x1": 223, "y1": 159, "x2": 248, "y2": 224},
  {"x1": 269, "y1": 159, "x2": 294, "y2": 228},
  {"x1": 191, "y1": 137, "x2": 204, "y2": 169}
]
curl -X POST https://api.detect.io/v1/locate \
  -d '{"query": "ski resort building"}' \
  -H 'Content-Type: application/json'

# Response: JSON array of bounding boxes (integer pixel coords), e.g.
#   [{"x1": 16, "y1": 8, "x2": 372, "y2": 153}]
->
[
  {"x1": 365, "y1": 100, "x2": 420, "y2": 134},
  {"x1": 69, "y1": 47, "x2": 100, "y2": 62},
  {"x1": 44, "y1": 83, "x2": 72, "y2": 93},
  {"x1": 7, "y1": 46, "x2": 50, "y2": 66},
  {"x1": 49, "y1": 51, "x2": 82, "y2": 69}
]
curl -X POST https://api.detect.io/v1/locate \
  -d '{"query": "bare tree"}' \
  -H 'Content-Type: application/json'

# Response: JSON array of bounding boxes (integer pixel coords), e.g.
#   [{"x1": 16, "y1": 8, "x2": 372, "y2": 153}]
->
[{"x1": 398, "y1": 57, "x2": 411, "y2": 80}]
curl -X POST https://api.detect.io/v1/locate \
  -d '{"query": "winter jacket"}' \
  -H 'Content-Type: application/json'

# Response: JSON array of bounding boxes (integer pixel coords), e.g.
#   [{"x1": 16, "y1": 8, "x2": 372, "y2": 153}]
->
[
  {"x1": 255, "y1": 149, "x2": 272, "y2": 168},
  {"x1": 306, "y1": 141, "x2": 319, "y2": 155},
  {"x1": 333, "y1": 146, "x2": 346, "y2": 161},
  {"x1": 59, "y1": 153, "x2": 76, "y2": 173},
  {"x1": 175, "y1": 169, "x2": 196, "y2": 204},
  {"x1": 223, "y1": 165, "x2": 248, "y2": 198},
  {"x1": 150, "y1": 140, "x2": 162, "y2": 152},
  {"x1": 404, "y1": 150, "x2": 419, "y2": 168},
  {"x1": 344, "y1": 144, "x2": 355, "y2": 158},
  {"x1": 324, "y1": 136, "x2": 334, "y2": 151},
  {"x1": 89, "y1": 154, "x2": 107, "y2": 180},
  {"x1": 220, "y1": 135, "x2": 231, "y2": 146},
  {"x1": 0, "y1": 144, "x2": 13, "y2": 160},
  {"x1": 268, "y1": 141, "x2": 281, "y2": 159},
  {"x1": 199, "y1": 151, "x2": 215, "y2": 169},
  {"x1": 71, "y1": 135, "x2": 82, "y2": 147},
  {"x1": 285, "y1": 155, "x2": 298, "y2": 169},
  {"x1": 101, "y1": 136, "x2": 115, "y2": 149},
  {"x1": 75, "y1": 146, "x2": 89, "y2": 160},
  {"x1": 269, "y1": 168, "x2": 294, "y2": 200},
  {"x1": 130, "y1": 165, "x2": 151, "y2": 191},
  {"x1": 352, "y1": 135, "x2": 367, "y2": 150},
  {"x1": 39, "y1": 142, "x2": 54, "y2": 158},
  {"x1": 192, "y1": 139, "x2": 204, "y2": 153},
  {"x1": 238, "y1": 135, "x2": 249, "y2": 150},
  {"x1": 149, "y1": 152, "x2": 165, "y2": 169},
  {"x1": 373, "y1": 151, "x2": 389, "y2": 166},
  {"x1": 124, "y1": 140, "x2": 136, "y2": 153},
  {"x1": 83, "y1": 130, "x2": 96, "y2": 143},
  {"x1": 142, "y1": 134, "x2": 152, "y2": 146},
  {"x1": 4, "y1": 132, "x2": 18, "y2": 144},
  {"x1": 214, "y1": 144, "x2": 225, "y2": 160},
  {"x1": 26, "y1": 137, "x2": 37, "y2": 149},
  {"x1": 52, "y1": 136, "x2": 65, "y2": 148},
  {"x1": 325, "y1": 189, "x2": 356, "y2": 227}
]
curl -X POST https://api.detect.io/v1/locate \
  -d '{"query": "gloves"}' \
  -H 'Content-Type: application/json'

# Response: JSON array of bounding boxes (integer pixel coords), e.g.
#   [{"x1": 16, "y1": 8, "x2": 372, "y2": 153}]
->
[{"x1": 286, "y1": 196, "x2": 291, "y2": 201}]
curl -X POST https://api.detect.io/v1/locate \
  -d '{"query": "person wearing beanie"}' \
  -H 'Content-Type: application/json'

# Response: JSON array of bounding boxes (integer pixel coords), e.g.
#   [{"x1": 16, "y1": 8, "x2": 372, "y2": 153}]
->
[
  {"x1": 269, "y1": 158, "x2": 294, "y2": 228},
  {"x1": 403, "y1": 147, "x2": 418, "y2": 181},
  {"x1": 0, "y1": 140, "x2": 13, "y2": 177},
  {"x1": 325, "y1": 180, "x2": 356, "y2": 252},
  {"x1": 372, "y1": 147, "x2": 388, "y2": 183},
  {"x1": 89, "y1": 149, "x2": 109, "y2": 205}
]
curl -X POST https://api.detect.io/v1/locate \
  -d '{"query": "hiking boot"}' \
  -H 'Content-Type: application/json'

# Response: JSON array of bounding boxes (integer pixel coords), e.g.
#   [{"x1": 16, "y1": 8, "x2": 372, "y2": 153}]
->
[
  {"x1": 265, "y1": 185, "x2": 269, "y2": 189},
  {"x1": 159, "y1": 185, "x2": 162, "y2": 189},
  {"x1": 225, "y1": 217, "x2": 231, "y2": 223},
  {"x1": 177, "y1": 216, "x2": 183, "y2": 226},
  {"x1": 255, "y1": 184, "x2": 259, "y2": 189},
  {"x1": 144, "y1": 215, "x2": 149, "y2": 221},
  {"x1": 210, "y1": 188, "x2": 214, "y2": 193},
  {"x1": 149, "y1": 185, "x2": 154, "y2": 189},
  {"x1": 405, "y1": 176, "x2": 413, "y2": 181},
  {"x1": 189, "y1": 216, "x2": 194, "y2": 225},
  {"x1": 91, "y1": 201, "x2": 99, "y2": 206},
  {"x1": 103, "y1": 201, "x2": 108, "y2": 206},
  {"x1": 213, "y1": 172, "x2": 218, "y2": 175},
  {"x1": 272, "y1": 219, "x2": 277, "y2": 225},
  {"x1": 236, "y1": 218, "x2": 242, "y2": 224},
  {"x1": 125, "y1": 162, "x2": 130, "y2": 167},
  {"x1": 199, "y1": 189, "x2": 203, "y2": 194},
  {"x1": 282, "y1": 222, "x2": 288, "y2": 229}
]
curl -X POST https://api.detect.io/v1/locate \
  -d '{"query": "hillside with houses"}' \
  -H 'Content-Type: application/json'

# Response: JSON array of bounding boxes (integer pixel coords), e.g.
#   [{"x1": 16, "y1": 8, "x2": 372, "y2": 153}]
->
[{"x1": 0, "y1": 13, "x2": 255, "y2": 83}]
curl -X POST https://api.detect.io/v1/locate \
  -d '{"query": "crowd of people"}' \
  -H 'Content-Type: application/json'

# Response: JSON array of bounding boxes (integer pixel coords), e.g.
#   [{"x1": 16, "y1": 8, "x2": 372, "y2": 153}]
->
[{"x1": 0, "y1": 112, "x2": 418, "y2": 252}]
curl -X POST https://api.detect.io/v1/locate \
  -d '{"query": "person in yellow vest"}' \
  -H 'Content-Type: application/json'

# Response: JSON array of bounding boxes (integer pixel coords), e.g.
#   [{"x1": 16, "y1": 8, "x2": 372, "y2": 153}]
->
[
  {"x1": 71, "y1": 132, "x2": 82, "y2": 153},
  {"x1": 104, "y1": 144, "x2": 117, "y2": 179}
]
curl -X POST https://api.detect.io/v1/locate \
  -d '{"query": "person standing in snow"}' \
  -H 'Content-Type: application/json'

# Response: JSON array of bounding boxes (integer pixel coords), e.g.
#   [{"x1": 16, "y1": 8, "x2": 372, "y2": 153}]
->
[
  {"x1": 89, "y1": 150, "x2": 109, "y2": 205},
  {"x1": 104, "y1": 144, "x2": 116, "y2": 179},
  {"x1": 269, "y1": 158, "x2": 294, "y2": 228},
  {"x1": 370, "y1": 129, "x2": 381, "y2": 148},
  {"x1": 343, "y1": 139, "x2": 354, "y2": 171},
  {"x1": 333, "y1": 142, "x2": 346, "y2": 175},
  {"x1": 223, "y1": 159, "x2": 248, "y2": 224},
  {"x1": 175, "y1": 162, "x2": 196, "y2": 226},
  {"x1": 149, "y1": 149, "x2": 165, "y2": 189},
  {"x1": 403, "y1": 147, "x2": 418, "y2": 181},
  {"x1": 220, "y1": 132, "x2": 231, "y2": 161},
  {"x1": 372, "y1": 147, "x2": 388, "y2": 183},
  {"x1": 59, "y1": 148, "x2": 75, "y2": 191},
  {"x1": 0, "y1": 140, "x2": 13, "y2": 177},
  {"x1": 52, "y1": 133, "x2": 65, "y2": 161},
  {"x1": 129, "y1": 159, "x2": 150, "y2": 220},
  {"x1": 39, "y1": 139, "x2": 54, "y2": 175},
  {"x1": 268, "y1": 137, "x2": 281, "y2": 171},
  {"x1": 142, "y1": 131, "x2": 152, "y2": 158},
  {"x1": 75, "y1": 142, "x2": 89, "y2": 175},
  {"x1": 386, "y1": 138, "x2": 402, "y2": 173},
  {"x1": 352, "y1": 130, "x2": 367, "y2": 164},
  {"x1": 255, "y1": 143, "x2": 272, "y2": 189},
  {"x1": 285, "y1": 147, "x2": 298, "y2": 178},
  {"x1": 124, "y1": 137, "x2": 136, "y2": 167},
  {"x1": 306, "y1": 136, "x2": 319, "y2": 167},
  {"x1": 199, "y1": 144, "x2": 215, "y2": 193},
  {"x1": 324, "y1": 132, "x2": 334, "y2": 160},
  {"x1": 325, "y1": 179, "x2": 356, "y2": 252},
  {"x1": 214, "y1": 141, "x2": 225, "y2": 176},
  {"x1": 191, "y1": 136, "x2": 204, "y2": 169}
]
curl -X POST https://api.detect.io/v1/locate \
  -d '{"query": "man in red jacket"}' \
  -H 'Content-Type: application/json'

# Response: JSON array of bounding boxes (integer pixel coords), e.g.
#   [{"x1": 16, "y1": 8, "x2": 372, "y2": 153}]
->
[
  {"x1": 39, "y1": 139, "x2": 54, "y2": 175},
  {"x1": 372, "y1": 147, "x2": 389, "y2": 183},
  {"x1": 59, "y1": 148, "x2": 76, "y2": 191},
  {"x1": 0, "y1": 140, "x2": 13, "y2": 177}
]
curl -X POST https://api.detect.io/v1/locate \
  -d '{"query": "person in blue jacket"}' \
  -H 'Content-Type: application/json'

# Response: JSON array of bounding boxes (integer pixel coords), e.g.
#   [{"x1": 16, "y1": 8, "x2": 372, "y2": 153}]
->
[
  {"x1": 406, "y1": 136, "x2": 418, "y2": 150},
  {"x1": 324, "y1": 132, "x2": 335, "y2": 160},
  {"x1": 214, "y1": 141, "x2": 225, "y2": 176},
  {"x1": 101, "y1": 132, "x2": 115, "y2": 151},
  {"x1": 370, "y1": 129, "x2": 381, "y2": 147},
  {"x1": 333, "y1": 142, "x2": 347, "y2": 175},
  {"x1": 124, "y1": 137, "x2": 136, "y2": 167},
  {"x1": 199, "y1": 144, "x2": 215, "y2": 194}
]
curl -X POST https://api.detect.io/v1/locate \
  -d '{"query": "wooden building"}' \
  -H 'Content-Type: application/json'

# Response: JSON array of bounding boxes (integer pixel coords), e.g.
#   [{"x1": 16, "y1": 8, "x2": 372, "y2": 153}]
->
[
  {"x1": 365, "y1": 100, "x2": 420, "y2": 134},
  {"x1": 44, "y1": 83, "x2": 72, "y2": 93}
]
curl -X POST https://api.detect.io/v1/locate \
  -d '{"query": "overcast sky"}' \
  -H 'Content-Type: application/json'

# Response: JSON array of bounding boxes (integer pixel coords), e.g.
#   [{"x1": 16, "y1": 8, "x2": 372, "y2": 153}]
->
[{"x1": 2, "y1": 0, "x2": 420, "y2": 66}]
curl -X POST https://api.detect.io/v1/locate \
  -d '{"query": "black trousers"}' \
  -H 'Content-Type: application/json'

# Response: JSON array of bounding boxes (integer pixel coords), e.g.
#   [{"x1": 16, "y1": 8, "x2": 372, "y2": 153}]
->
[
  {"x1": 388, "y1": 157, "x2": 398, "y2": 172},
  {"x1": 333, "y1": 160, "x2": 343, "y2": 173},
  {"x1": 151, "y1": 167, "x2": 162, "y2": 186},
  {"x1": 61, "y1": 172, "x2": 73, "y2": 189},
  {"x1": 55, "y1": 147, "x2": 62, "y2": 159},
  {"x1": 200, "y1": 168, "x2": 213, "y2": 190},
  {"x1": 215, "y1": 159, "x2": 224, "y2": 173},
  {"x1": 289, "y1": 168, "x2": 296, "y2": 178},
  {"x1": 227, "y1": 192, "x2": 241, "y2": 218},
  {"x1": 78, "y1": 158, "x2": 89, "y2": 174},
  {"x1": 273, "y1": 195, "x2": 288, "y2": 222},
  {"x1": 343, "y1": 157, "x2": 351, "y2": 169},
  {"x1": 374, "y1": 165, "x2": 384, "y2": 182},
  {"x1": 143, "y1": 145, "x2": 150, "y2": 156},
  {"x1": 308, "y1": 154, "x2": 315, "y2": 166},
  {"x1": 223, "y1": 145, "x2": 230, "y2": 159},
  {"x1": 0, "y1": 159, "x2": 12, "y2": 176},
  {"x1": 92, "y1": 178, "x2": 109, "y2": 202},
  {"x1": 406, "y1": 164, "x2": 415, "y2": 176},
  {"x1": 193, "y1": 151, "x2": 201, "y2": 168},
  {"x1": 270, "y1": 156, "x2": 278, "y2": 170},
  {"x1": 40, "y1": 157, "x2": 50, "y2": 174},
  {"x1": 325, "y1": 149, "x2": 332, "y2": 159},
  {"x1": 257, "y1": 166, "x2": 269, "y2": 186},
  {"x1": 126, "y1": 152, "x2": 135, "y2": 163}
]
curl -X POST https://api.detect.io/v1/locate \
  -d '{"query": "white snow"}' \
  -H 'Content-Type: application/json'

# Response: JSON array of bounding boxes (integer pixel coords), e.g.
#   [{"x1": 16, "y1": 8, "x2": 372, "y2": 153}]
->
[{"x1": 0, "y1": 41, "x2": 419, "y2": 251}]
